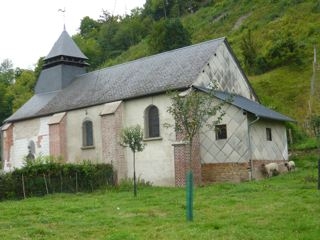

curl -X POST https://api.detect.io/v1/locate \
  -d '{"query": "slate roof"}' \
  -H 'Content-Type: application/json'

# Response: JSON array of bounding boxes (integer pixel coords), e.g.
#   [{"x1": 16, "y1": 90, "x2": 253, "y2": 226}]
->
[
  {"x1": 196, "y1": 86, "x2": 294, "y2": 122},
  {"x1": 6, "y1": 37, "x2": 226, "y2": 122},
  {"x1": 45, "y1": 30, "x2": 88, "y2": 60}
]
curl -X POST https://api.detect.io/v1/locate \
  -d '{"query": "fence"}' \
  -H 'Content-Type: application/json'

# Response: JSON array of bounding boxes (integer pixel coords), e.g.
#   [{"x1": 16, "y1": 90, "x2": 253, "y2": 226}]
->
[{"x1": 0, "y1": 163, "x2": 115, "y2": 201}]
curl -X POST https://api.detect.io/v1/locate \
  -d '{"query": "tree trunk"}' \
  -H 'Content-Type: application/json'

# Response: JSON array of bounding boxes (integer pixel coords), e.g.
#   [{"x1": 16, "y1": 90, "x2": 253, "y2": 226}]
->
[{"x1": 133, "y1": 151, "x2": 137, "y2": 197}]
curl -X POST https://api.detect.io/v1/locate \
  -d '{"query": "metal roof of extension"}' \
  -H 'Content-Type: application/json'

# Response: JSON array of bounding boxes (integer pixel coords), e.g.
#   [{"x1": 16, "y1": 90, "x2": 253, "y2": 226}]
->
[
  {"x1": 45, "y1": 30, "x2": 88, "y2": 60},
  {"x1": 196, "y1": 86, "x2": 294, "y2": 122}
]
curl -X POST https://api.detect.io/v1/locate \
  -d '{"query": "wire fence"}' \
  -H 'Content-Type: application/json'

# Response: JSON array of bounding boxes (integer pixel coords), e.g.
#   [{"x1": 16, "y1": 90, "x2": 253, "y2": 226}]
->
[{"x1": 0, "y1": 163, "x2": 115, "y2": 201}]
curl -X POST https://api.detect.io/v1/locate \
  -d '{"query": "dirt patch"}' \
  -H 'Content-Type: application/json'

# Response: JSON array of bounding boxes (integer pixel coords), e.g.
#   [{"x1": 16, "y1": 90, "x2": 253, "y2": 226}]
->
[{"x1": 233, "y1": 13, "x2": 251, "y2": 30}]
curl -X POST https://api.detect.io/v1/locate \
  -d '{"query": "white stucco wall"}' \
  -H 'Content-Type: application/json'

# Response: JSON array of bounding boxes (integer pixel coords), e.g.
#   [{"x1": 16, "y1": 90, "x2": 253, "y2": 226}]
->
[
  {"x1": 250, "y1": 119, "x2": 288, "y2": 161},
  {"x1": 62, "y1": 94, "x2": 177, "y2": 186},
  {"x1": 10, "y1": 117, "x2": 50, "y2": 169},
  {"x1": 65, "y1": 105, "x2": 104, "y2": 163},
  {"x1": 123, "y1": 94, "x2": 176, "y2": 186}
]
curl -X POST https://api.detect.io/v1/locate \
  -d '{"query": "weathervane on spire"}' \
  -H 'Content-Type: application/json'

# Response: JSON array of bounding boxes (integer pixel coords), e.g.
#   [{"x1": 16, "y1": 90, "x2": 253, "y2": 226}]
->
[{"x1": 58, "y1": 8, "x2": 66, "y2": 31}]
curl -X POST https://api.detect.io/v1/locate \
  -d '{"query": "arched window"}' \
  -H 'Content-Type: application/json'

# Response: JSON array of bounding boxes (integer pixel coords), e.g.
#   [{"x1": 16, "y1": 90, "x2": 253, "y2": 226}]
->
[
  {"x1": 82, "y1": 119, "x2": 94, "y2": 147},
  {"x1": 26, "y1": 140, "x2": 35, "y2": 160},
  {"x1": 145, "y1": 105, "x2": 160, "y2": 138}
]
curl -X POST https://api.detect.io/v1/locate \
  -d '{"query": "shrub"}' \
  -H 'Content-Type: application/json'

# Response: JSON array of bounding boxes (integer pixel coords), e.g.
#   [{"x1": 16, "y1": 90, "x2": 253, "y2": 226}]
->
[{"x1": 0, "y1": 158, "x2": 115, "y2": 201}]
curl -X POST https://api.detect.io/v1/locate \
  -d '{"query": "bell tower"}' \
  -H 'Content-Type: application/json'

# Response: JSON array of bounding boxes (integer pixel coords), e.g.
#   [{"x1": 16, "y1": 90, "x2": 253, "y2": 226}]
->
[{"x1": 35, "y1": 30, "x2": 89, "y2": 94}]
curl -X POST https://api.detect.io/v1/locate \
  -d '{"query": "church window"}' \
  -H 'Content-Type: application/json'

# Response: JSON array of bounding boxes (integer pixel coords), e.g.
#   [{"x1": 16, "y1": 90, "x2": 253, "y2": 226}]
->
[
  {"x1": 266, "y1": 128, "x2": 272, "y2": 141},
  {"x1": 215, "y1": 124, "x2": 227, "y2": 140},
  {"x1": 145, "y1": 105, "x2": 160, "y2": 138},
  {"x1": 26, "y1": 140, "x2": 35, "y2": 161},
  {"x1": 82, "y1": 119, "x2": 94, "y2": 147}
]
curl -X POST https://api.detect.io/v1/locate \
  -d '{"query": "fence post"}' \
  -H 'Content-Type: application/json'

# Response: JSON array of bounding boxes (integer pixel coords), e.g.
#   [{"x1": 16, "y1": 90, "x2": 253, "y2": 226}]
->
[
  {"x1": 43, "y1": 173, "x2": 49, "y2": 195},
  {"x1": 21, "y1": 174, "x2": 26, "y2": 199},
  {"x1": 75, "y1": 171, "x2": 78, "y2": 193},
  {"x1": 60, "y1": 170, "x2": 63, "y2": 193},
  {"x1": 318, "y1": 159, "x2": 320, "y2": 190}
]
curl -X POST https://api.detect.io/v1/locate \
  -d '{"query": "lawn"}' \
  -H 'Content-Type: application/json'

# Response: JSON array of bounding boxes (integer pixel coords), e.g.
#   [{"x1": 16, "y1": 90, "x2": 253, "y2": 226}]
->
[{"x1": 0, "y1": 156, "x2": 319, "y2": 240}]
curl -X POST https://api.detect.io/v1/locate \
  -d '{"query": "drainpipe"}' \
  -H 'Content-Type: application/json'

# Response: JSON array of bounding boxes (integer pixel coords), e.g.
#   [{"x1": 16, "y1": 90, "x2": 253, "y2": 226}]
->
[{"x1": 247, "y1": 114, "x2": 260, "y2": 181}]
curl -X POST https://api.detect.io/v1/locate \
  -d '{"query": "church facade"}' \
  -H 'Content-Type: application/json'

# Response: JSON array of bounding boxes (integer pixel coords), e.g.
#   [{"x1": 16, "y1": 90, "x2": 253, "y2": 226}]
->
[{"x1": 1, "y1": 30, "x2": 293, "y2": 186}]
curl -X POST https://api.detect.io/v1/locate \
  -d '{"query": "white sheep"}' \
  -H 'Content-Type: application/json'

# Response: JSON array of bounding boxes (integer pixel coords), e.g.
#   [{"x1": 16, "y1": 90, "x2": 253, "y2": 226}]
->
[
  {"x1": 285, "y1": 161, "x2": 295, "y2": 172},
  {"x1": 261, "y1": 162, "x2": 279, "y2": 177}
]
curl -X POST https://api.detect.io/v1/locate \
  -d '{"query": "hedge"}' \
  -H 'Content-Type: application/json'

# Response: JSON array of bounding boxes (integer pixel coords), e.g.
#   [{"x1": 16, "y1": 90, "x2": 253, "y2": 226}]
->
[{"x1": 0, "y1": 160, "x2": 115, "y2": 201}]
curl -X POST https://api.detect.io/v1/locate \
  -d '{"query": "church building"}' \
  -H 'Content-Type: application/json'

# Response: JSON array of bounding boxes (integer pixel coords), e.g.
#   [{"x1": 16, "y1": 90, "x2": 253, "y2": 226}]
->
[{"x1": 1, "y1": 30, "x2": 293, "y2": 186}]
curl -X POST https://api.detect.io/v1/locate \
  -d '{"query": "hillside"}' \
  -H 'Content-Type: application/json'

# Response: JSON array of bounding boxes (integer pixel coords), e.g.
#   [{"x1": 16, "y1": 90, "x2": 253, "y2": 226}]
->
[{"x1": 91, "y1": 0, "x2": 320, "y2": 128}]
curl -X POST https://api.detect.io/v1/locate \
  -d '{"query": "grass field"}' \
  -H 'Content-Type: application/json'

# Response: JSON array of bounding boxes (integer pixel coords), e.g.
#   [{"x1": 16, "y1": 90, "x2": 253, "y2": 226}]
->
[{"x1": 0, "y1": 154, "x2": 319, "y2": 240}]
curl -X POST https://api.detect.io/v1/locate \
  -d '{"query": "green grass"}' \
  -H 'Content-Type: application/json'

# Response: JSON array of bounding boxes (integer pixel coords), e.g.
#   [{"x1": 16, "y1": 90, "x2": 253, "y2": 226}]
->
[{"x1": 0, "y1": 156, "x2": 319, "y2": 240}]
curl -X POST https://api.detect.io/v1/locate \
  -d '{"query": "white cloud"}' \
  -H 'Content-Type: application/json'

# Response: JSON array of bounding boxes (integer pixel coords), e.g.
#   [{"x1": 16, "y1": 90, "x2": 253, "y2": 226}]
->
[{"x1": 0, "y1": 0, "x2": 145, "y2": 69}]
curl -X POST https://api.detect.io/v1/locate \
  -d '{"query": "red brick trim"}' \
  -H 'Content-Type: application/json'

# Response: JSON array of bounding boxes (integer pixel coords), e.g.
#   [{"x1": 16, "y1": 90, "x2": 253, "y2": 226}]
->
[
  {"x1": 173, "y1": 133, "x2": 201, "y2": 187},
  {"x1": 101, "y1": 102, "x2": 125, "y2": 183},
  {"x1": 49, "y1": 114, "x2": 67, "y2": 161},
  {"x1": 1, "y1": 123, "x2": 13, "y2": 169}
]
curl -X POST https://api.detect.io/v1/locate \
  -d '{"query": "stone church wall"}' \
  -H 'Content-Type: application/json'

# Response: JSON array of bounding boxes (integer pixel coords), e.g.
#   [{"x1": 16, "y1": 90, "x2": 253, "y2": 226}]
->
[{"x1": 2, "y1": 117, "x2": 50, "y2": 170}]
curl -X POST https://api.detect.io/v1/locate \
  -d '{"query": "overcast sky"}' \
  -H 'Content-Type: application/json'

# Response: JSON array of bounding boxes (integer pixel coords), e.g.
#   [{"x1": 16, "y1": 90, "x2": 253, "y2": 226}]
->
[{"x1": 0, "y1": 0, "x2": 146, "y2": 70}]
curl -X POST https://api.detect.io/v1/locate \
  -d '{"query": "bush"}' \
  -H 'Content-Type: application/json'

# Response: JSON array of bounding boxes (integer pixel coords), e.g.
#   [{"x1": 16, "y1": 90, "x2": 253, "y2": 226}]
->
[{"x1": 0, "y1": 158, "x2": 115, "y2": 201}]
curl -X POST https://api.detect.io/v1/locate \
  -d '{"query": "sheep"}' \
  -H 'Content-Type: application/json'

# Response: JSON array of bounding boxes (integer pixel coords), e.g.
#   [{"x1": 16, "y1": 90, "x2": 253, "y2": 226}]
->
[
  {"x1": 285, "y1": 161, "x2": 295, "y2": 172},
  {"x1": 261, "y1": 162, "x2": 279, "y2": 177}
]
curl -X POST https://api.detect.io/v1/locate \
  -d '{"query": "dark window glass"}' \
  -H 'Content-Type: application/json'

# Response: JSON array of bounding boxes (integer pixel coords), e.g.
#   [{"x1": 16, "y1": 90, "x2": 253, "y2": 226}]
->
[
  {"x1": 148, "y1": 106, "x2": 160, "y2": 138},
  {"x1": 83, "y1": 120, "x2": 94, "y2": 146},
  {"x1": 266, "y1": 128, "x2": 272, "y2": 141},
  {"x1": 215, "y1": 124, "x2": 227, "y2": 140}
]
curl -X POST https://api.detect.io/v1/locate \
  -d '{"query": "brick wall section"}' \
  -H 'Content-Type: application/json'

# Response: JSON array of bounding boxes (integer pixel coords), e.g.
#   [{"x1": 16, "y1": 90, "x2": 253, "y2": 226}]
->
[
  {"x1": 173, "y1": 132, "x2": 201, "y2": 187},
  {"x1": 49, "y1": 115, "x2": 67, "y2": 161},
  {"x1": 202, "y1": 162, "x2": 249, "y2": 183},
  {"x1": 101, "y1": 103, "x2": 126, "y2": 183},
  {"x1": 202, "y1": 159, "x2": 288, "y2": 183},
  {"x1": 2, "y1": 123, "x2": 13, "y2": 169}
]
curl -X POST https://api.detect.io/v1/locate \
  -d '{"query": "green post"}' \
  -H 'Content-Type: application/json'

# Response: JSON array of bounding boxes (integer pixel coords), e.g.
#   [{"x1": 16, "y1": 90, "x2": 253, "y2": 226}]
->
[
  {"x1": 318, "y1": 159, "x2": 320, "y2": 190},
  {"x1": 186, "y1": 170, "x2": 193, "y2": 221}
]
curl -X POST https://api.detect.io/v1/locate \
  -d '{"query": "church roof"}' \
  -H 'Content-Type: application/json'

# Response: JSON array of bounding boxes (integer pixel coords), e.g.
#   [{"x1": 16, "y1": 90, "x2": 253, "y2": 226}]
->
[
  {"x1": 196, "y1": 87, "x2": 295, "y2": 122},
  {"x1": 45, "y1": 30, "x2": 88, "y2": 60},
  {"x1": 6, "y1": 37, "x2": 226, "y2": 122}
]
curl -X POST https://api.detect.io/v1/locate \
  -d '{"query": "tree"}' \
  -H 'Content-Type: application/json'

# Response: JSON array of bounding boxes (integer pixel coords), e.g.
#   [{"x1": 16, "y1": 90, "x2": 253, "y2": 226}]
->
[
  {"x1": 0, "y1": 59, "x2": 16, "y2": 124},
  {"x1": 166, "y1": 85, "x2": 227, "y2": 221},
  {"x1": 120, "y1": 125, "x2": 146, "y2": 197},
  {"x1": 6, "y1": 69, "x2": 36, "y2": 112},
  {"x1": 0, "y1": 59, "x2": 15, "y2": 85},
  {"x1": 148, "y1": 18, "x2": 191, "y2": 54}
]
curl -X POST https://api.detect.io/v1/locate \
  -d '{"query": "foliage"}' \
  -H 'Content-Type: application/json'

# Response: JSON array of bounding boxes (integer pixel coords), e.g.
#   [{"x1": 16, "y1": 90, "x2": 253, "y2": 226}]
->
[
  {"x1": 148, "y1": 18, "x2": 191, "y2": 54},
  {"x1": 0, "y1": 157, "x2": 114, "y2": 201},
  {"x1": 291, "y1": 137, "x2": 318, "y2": 151},
  {"x1": 120, "y1": 125, "x2": 145, "y2": 153},
  {"x1": 166, "y1": 87, "x2": 226, "y2": 144},
  {"x1": 0, "y1": 59, "x2": 15, "y2": 85},
  {"x1": 0, "y1": 153, "x2": 319, "y2": 239},
  {"x1": 309, "y1": 114, "x2": 320, "y2": 137},
  {"x1": 142, "y1": 0, "x2": 213, "y2": 19},
  {"x1": 265, "y1": 33, "x2": 304, "y2": 69},
  {"x1": 6, "y1": 69, "x2": 36, "y2": 112},
  {"x1": 116, "y1": 177, "x2": 152, "y2": 192},
  {"x1": 240, "y1": 30, "x2": 268, "y2": 75}
]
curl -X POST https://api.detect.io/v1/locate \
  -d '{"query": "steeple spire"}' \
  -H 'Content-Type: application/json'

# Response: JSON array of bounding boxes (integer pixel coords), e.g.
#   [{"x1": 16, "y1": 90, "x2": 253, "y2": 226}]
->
[
  {"x1": 43, "y1": 30, "x2": 88, "y2": 69},
  {"x1": 35, "y1": 30, "x2": 89, "y2": 94}
]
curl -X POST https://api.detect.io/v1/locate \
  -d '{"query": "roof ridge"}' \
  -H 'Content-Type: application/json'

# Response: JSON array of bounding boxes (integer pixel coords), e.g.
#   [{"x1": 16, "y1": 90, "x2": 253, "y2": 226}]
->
[{"x1": 85, "y1": 37, "x2": 226, "y2": 76}]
